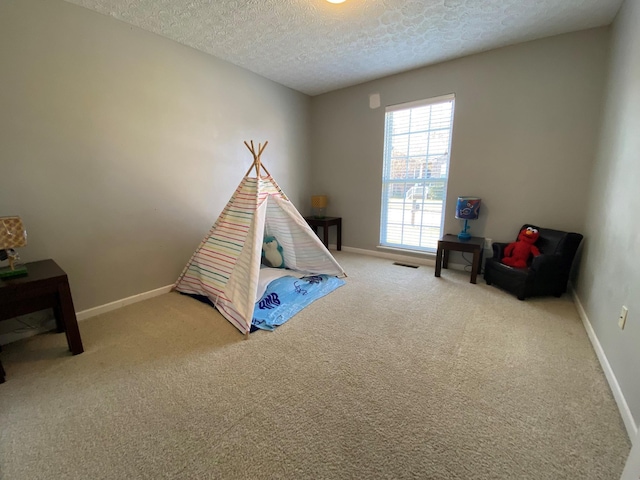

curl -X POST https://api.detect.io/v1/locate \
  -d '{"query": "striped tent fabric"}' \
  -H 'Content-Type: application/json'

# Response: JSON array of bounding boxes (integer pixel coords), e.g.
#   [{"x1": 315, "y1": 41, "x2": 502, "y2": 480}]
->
[{"x1": 174, "y1": 166, "x2": 344, "y2": 335}]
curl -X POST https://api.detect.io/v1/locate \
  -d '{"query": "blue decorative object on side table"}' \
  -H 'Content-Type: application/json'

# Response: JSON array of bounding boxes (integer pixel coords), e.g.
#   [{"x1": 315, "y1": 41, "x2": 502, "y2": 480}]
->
[{"x1": 455, "y1": 197, "x2": 481, "y2": 241}]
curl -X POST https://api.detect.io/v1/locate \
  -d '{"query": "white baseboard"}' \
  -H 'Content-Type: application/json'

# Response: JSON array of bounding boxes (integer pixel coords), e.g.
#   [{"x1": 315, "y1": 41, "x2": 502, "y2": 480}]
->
[
  {"x1": 339, "y1": 245, "x2": 472, "y2": 272},
  {"x1": 76, "y1": 284, "x2": 174, "y2": 321},
  {"x1": 571, "y1": 287, "x2": 638, "y2": 441},
  {"x1": 340, "y1": 245, "x2": 436, "y2": 266},
  {"x1": 0, "y1": 285, "x2": 174, "y2": 345},
  {"x1": 79, "y1": 247, "x2": 453, "y2": 326}
]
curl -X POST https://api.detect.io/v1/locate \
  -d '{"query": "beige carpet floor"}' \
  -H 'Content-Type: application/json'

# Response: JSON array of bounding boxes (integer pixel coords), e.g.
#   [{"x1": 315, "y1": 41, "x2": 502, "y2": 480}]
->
[{"x1": 0, "y1": 252, "x2": 631, "y2": 479}]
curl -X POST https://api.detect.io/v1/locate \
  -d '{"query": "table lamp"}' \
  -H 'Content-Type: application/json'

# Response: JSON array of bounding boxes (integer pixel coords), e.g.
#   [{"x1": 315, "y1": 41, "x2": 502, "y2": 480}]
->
[
  {"x1": 455, "y1": 197, "x2": 481, "y2": 241},
  {"x1": 0, "y1": 216, "x2": 28, "y2": 278},
  {"x1": 311, "y1": 195, "x2": 328, "y2": 219}
]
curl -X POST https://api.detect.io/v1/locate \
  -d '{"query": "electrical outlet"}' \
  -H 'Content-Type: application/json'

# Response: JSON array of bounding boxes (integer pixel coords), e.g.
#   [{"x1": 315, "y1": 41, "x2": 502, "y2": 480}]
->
[
  {"x1": 484, "y1": 238, "x2": 492, "y2": 249},
  {"x1": 618, "y1": 306, "x2": 628, "y2": 329}
]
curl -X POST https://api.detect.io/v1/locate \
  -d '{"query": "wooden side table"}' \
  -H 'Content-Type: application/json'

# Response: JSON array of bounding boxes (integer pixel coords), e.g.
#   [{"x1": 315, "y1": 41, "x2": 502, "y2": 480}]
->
[
  {"x1": 435, "y1": 234, "x2": 485, "y2": 284},
  {"x1": 304, "y1": 216, "x2": 342, "y2": 251},
  {"x1": 0, "y1": 259, "x2": 84, "y2": 383}
]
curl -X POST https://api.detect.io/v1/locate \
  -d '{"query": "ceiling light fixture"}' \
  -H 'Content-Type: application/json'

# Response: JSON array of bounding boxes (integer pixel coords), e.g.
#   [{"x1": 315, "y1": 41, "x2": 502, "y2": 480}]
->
[{"x1": 326, "y1": 0, "x2": 346, "y2": 4}]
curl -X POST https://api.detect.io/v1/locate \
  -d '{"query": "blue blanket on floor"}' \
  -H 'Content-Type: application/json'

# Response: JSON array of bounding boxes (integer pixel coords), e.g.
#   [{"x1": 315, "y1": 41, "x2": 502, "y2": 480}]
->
[{"x1": 252, "y1": 275, "x2": 345, "y2": 331}]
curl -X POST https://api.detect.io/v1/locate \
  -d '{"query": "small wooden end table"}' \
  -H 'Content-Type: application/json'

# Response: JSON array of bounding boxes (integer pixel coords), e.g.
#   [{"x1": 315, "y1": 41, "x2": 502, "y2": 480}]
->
[
  {"x1": 0, "y1": 259, "x2": 84, "y2": 383},
  {"x1": 304, "y1": 216, "x2": 342, "y2": 251},
  {"x1": 435, "y1": 234, "x2": 485, "y2": 284}
]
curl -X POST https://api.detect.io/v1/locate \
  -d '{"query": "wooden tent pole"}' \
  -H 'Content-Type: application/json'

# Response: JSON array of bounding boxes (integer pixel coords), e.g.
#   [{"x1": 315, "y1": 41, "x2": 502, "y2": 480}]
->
[
  {"x1": 257, "y1": 141, "x2": 269, "y2": 176},
  {"x1": 260, "y1": 163, "x2": 272, "y2": 177},
  {"x1": 243, "y1": 141, "x2": 257, "y2": 177},
  {"x1": 254, "y1": 141, "x2": 262, "y2": 177},
  {"x1": 257, "y1": 141, "x2": 268, "y2": 157},
  {"x1": 243, "y1": 140, "x2": 269, "y2": 178}
]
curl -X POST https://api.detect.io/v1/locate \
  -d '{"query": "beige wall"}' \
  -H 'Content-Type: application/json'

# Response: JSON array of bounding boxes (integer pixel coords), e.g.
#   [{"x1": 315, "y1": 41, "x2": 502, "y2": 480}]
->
[
  {"x1": 310, "y1": 29, "x2": 609, "y2": 254},
  {"x1": 0, "y1": 0, "x2": 310, "y2": 311},
  {"x1": 576, "y1": 0, "x2": 640, "y2": 433}
]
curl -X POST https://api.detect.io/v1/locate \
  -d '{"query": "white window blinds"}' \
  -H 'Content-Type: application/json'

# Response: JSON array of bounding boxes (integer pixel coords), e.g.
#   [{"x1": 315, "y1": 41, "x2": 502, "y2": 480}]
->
[{"x1": 380, "y1": 95, "x2": 455, "y2": 252}]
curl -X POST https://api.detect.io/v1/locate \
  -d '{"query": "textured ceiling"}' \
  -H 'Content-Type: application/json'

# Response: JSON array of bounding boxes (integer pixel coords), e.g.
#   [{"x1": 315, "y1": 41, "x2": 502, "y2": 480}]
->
[{"x1": 63, "y1": 0, "x2": 623, "y2": 96}]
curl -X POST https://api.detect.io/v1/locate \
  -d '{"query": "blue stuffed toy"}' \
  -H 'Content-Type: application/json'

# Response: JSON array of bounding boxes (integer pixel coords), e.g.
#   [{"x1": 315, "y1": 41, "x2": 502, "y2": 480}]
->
[{"x1": 262, "y1": 236, "x2": 285, "y2": 268}]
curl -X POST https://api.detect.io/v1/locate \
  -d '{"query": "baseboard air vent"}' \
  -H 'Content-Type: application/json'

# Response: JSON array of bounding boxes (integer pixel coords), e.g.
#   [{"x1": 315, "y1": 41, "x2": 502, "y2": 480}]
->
[{"x1": 393, "y1": 262, "x2": 419, "y2": 269}]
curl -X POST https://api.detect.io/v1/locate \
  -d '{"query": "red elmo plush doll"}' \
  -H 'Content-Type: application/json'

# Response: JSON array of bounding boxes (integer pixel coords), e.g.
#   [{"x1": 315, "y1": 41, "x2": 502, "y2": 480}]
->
[{"x1": 502, "y1": 226, "x2": 541, "y2": 268}]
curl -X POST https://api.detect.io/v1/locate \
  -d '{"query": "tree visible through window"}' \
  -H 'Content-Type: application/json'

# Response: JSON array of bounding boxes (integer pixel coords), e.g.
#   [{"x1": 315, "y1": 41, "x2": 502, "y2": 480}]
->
[{"x1": 380, "y1": 94, "x2": 455, "y2": 252}]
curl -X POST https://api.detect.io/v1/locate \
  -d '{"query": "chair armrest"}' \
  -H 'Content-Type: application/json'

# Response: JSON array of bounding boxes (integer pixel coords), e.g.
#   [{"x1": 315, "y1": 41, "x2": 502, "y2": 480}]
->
[{"x1": 491, "y1": 242, "x2": 508, "y2": 259}]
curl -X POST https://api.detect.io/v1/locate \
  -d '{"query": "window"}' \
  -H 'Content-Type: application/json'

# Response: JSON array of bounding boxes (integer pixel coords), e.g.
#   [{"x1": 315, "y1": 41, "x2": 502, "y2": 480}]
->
[{"x1": 380, "y1": 94, "x2": 455, "y2": 252}]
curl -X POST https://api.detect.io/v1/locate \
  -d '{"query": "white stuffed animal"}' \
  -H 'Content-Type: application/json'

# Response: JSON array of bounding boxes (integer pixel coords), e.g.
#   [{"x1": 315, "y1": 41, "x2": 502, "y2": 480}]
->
[{"x1": 262, "y1": 236, "x2": 285, "y2": 268}]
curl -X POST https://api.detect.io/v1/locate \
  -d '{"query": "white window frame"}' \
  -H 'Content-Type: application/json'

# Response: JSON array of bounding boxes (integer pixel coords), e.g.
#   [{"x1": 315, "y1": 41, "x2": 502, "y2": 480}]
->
[{"x1": 379, "y1": 94, "x2": 455, "y2": 252}]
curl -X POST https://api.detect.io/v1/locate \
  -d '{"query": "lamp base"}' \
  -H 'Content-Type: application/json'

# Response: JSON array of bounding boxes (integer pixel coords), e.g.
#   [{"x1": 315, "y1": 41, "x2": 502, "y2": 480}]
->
[
  {"x1": 457, "y1": 219, "x2": 471, "y2": 241},
  {"x1": 312, "y1": 207, "x2": 326, "y2": 219},
  {"x1": 0, "y1": 264, "x2": 28, "y2": 279}
]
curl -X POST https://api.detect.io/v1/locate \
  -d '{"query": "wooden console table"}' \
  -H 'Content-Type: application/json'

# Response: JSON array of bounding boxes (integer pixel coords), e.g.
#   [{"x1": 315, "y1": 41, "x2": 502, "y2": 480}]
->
[
  {"x1": 435, "y1": 235, "x2": 485, "y2": 284},
  {"x1": 304, "y1": 216, "x2": 342, "y2": 251},
  {"x1": 0, "y1": 259, "x2": 84, "y2": 383}
]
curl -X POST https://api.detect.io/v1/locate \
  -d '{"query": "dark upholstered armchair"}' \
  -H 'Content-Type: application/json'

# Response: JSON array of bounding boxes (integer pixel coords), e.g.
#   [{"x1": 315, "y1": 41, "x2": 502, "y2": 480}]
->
[{"x1": 484, "y1": 224, "x2": 583, "y2": 300}]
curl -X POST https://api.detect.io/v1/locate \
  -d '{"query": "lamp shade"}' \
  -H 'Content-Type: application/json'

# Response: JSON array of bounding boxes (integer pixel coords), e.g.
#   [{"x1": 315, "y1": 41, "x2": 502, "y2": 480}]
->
[
  {"x1": 311, "y1": 195, "x2": 328, "y2": 209},
  {"x1": 455, "y1": 197, "x2": 481, "y2": 220},
  {"x1": 0, "y1": 216, "x2": 27, "y2": 249}
]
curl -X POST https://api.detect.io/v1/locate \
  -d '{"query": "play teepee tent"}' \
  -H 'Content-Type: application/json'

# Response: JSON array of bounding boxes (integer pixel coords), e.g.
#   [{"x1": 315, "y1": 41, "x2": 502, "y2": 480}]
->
[{"x1": 174, "y1": 141, "x2": 345, "y2": 336}]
